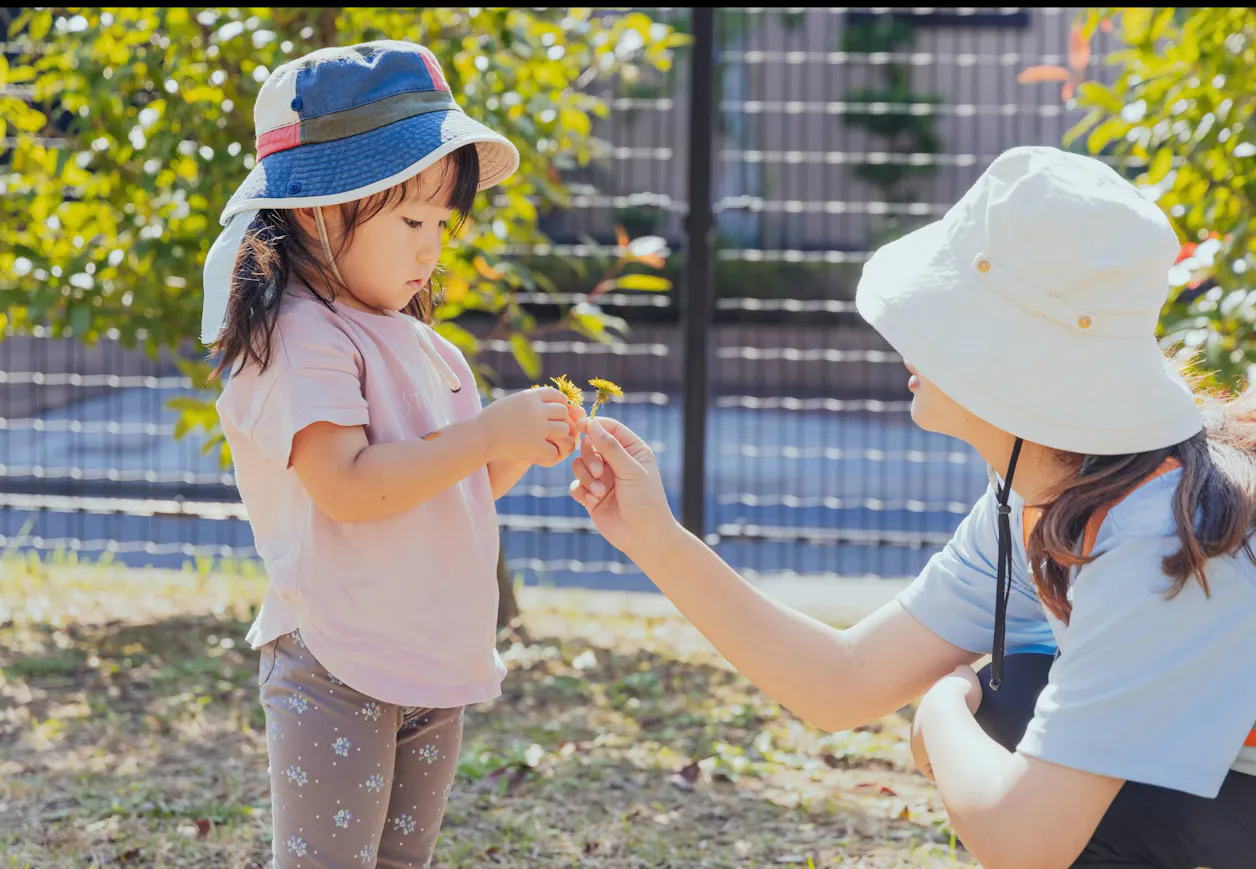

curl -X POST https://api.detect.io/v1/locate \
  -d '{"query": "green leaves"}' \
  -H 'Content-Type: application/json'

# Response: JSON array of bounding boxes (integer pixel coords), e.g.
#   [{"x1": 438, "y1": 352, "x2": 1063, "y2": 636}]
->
[
  {"x1": 613, "y1": 274, "x2": 670, "y2": 292},
  {"x1": 1147, "y1": 147, "x2": 1174, "y2": 185},
  {"x1": 1075, "y1": 81, "x2": 1123, "y2": 115},
  {"x1": 1085, "y1": 116, "x2": 1132, "y2": 153},
  {"x1": 510, "y1": 333, "x2": 542, "y2": 381},
  {"x1": 1065, "y1": 8, "x2": 1256, "y2": 390},
  {"x1": 1, "y1": 8, "x2": 680, "y2": 458}
]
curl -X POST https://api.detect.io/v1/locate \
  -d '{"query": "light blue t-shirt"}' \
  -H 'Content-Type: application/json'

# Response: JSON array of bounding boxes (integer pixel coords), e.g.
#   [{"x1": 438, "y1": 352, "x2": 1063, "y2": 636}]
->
[{"x1": 899, "y1": 468, "x2": 1256, "y2": 798}]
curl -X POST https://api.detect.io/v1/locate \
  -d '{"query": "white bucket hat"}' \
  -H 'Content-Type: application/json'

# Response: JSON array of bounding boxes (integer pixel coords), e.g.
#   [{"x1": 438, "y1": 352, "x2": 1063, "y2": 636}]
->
[{"x1": 855, "y1": 145, "x2": 1203, "y2": 457}]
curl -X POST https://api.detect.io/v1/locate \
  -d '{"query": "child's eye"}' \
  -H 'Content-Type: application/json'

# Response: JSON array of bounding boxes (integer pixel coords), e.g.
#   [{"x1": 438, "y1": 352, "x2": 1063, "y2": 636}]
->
[{"x1": 403, "y1": 218, "x2": 423, "y2": 229}]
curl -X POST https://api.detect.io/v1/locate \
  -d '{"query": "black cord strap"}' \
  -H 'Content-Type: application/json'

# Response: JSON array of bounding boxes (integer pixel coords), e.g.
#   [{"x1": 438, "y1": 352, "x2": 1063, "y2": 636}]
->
[{"x1": 989, "y1": 437, "x2": 1024, "y2": 693}]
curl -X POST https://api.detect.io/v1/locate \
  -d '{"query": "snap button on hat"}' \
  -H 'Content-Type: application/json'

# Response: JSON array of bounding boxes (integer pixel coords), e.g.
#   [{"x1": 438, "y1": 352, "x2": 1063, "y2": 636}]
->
[{"x1": 287, "y1": 181, "x2": 301, "y2": 194}]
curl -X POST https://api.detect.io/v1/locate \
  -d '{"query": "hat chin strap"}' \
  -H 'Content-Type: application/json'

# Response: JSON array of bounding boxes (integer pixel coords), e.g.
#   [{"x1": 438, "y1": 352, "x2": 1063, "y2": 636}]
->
[
  {"x1": 313, "y1": 206, "x2": 348, "y2": 288},
  {"x1": 989, "y1": 436, "x2": 1024, "y2": 693}
]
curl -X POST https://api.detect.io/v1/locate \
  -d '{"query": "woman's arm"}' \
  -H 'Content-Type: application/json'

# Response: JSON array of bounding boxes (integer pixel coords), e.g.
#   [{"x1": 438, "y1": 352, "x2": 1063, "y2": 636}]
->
[
  {"x1": 918, "y1": 669, "x2": 1122, "y2": 869},
  {"x1": 631, "y1": 525, "x2": 981, "y2": 731}
]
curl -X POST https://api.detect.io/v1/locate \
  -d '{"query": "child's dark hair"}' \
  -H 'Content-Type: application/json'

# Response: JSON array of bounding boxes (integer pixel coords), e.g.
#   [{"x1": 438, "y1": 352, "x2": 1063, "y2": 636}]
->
[{"x1": 209, "y1": 145, "x2": 481, "y2": 380}]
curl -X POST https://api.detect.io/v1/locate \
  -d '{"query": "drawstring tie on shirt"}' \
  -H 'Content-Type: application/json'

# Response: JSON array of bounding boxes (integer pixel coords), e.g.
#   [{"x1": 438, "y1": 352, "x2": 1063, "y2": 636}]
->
[
  {"x1": 989, "y1": 437, "x2": 1024, "y2": 693},
  {"x1": 387, "y1": 310, "x2": 462, "y2": 393}
]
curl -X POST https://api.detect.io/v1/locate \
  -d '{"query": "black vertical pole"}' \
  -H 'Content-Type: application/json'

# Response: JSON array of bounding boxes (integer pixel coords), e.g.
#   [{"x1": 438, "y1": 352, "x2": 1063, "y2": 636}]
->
[{"x1": 681, "y1": 7, "x2": 716, "y2": 540}]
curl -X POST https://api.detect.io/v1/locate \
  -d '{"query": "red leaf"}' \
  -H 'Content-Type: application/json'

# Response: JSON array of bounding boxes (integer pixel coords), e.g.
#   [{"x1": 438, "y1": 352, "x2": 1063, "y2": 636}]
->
[
  {"x1": 1068, "y1": 24, "x2": 1092, "y2": 71},
  {"x1": 879, "y1": 786, "x2": 897, "y2": 796},
  {"x1": 1017, "y1": 65, "x2": 1071, "y2": 84},
  {"x1": 195, "y1": 819, "x2": 212, "y2": 840}
]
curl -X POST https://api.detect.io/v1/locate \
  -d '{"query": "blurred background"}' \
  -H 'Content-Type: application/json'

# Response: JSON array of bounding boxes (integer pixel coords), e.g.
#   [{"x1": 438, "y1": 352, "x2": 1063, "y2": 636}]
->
[{"x1": 0, "y1": 7, "x2": 1244, "y2": 598}]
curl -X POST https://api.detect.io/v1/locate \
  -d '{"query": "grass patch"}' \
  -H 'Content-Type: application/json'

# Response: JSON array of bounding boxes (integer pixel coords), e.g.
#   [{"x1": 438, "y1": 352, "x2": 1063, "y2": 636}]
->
[{"x1": 0, "y1": 556, "x2": 973, "y2": 867}]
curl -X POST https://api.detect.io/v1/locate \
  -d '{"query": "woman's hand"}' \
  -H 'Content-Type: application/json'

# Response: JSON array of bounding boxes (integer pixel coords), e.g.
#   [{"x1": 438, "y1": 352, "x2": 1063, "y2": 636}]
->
[
  {"x1": 910, "y1": 664, "x2": 983, "y2": 780},
  {"x1": 569, "y1": 416, "x2": 679, "y2": 556}
]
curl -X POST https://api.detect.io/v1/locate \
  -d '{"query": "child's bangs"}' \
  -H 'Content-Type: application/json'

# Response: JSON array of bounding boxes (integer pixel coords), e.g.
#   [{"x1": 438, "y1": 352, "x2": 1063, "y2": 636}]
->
[{"x1": 348, "y1": 146, "x2": 482, "y2": 232}]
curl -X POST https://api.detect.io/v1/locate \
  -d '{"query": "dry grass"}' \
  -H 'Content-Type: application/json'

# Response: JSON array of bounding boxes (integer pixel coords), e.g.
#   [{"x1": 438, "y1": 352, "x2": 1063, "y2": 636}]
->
[{"x1": 0, "y1": 557, "x2": 974, "y2": 867}]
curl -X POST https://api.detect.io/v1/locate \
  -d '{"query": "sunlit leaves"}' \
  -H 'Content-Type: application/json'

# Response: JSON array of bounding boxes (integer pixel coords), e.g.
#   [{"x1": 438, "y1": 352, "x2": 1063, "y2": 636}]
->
[
  {"x1": 1062, "y1": 8, "x2": 1256, "y2": 389},
  {"x1": 0, "y1": 7, "x2": 682, "y2": 450}
]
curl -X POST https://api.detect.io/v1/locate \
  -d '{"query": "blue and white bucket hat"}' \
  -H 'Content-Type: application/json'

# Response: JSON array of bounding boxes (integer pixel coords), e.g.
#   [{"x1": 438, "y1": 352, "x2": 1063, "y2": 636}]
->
[{"x1": 201, "y1": 40, "x2": 520, "y2": 345}]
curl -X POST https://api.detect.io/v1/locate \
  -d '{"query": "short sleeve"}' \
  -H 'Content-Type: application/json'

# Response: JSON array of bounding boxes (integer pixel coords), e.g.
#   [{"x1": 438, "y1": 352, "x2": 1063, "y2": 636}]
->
[
  {"x1": 239, "y1": 318, "x2": 371, "y2": 466},
  {"x1": 897, "y1": 484, "x2": 1057, "y2": 656},
  {"x1": 1018, "y1": 536, "x2": 1256, "y2": 797}
]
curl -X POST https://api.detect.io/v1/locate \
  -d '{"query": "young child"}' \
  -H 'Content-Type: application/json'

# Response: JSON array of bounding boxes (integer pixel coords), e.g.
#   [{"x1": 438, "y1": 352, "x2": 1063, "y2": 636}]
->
[{"x1": 199, "y1": 41, "x2": 580, "y2": 867}]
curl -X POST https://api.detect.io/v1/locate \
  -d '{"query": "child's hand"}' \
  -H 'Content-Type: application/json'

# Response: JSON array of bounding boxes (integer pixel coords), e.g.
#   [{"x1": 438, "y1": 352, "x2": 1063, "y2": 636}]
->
[
  {"x1": 478, "y1": 387, "x2": 575, "y2": 465},
  {"x1": 544, "y1": 402, "x2": 587, "y2": 467}
]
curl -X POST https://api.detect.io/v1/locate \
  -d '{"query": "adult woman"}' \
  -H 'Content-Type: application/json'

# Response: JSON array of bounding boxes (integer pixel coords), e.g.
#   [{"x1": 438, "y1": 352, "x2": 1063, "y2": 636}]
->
[{"x1": 568, "y1": 147, "x2": 1256, "y2": 869}]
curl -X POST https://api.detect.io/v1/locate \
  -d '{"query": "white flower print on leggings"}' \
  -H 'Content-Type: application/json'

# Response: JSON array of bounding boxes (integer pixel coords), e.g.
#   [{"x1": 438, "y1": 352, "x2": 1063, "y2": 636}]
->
[{"x1": 259, "y1": 632, "x2": 463, "y2": 867}]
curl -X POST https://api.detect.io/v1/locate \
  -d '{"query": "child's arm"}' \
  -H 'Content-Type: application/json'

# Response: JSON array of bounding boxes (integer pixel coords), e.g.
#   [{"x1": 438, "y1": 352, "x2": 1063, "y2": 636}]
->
[
  {"x1": 290, "y1": 387, "x2": 572, "y2": 523},
  {"x1": 487, "y1": 460, "x2": 533, "y2": 499}
]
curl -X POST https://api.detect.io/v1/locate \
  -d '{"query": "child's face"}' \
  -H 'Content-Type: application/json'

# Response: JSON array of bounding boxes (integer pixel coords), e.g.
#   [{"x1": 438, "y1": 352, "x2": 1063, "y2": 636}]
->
[{"x1": 317, "y1": 157, "x2": 458, "y2": 313}]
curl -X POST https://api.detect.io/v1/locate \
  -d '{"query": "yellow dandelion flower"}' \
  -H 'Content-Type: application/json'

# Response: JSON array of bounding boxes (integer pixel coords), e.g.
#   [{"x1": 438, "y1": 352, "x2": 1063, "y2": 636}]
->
[
  {"x1": 549, "y1": 374, "x2": 585, "y2": 408},
  {"x1": 588, "y1": 377, "x2": 623, "y2": 417}
]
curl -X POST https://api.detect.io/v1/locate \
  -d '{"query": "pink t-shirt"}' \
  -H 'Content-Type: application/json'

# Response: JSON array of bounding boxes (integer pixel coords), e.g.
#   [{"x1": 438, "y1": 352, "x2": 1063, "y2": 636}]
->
[{"x1": 217, "y1": 286, "x2": 505, "y2": 708}]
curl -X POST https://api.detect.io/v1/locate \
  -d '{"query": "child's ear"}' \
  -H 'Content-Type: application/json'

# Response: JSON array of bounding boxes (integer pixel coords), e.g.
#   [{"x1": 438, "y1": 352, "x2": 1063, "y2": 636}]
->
[{"x1": 291, "y1": 207, "x2": 317, "y2": 236}]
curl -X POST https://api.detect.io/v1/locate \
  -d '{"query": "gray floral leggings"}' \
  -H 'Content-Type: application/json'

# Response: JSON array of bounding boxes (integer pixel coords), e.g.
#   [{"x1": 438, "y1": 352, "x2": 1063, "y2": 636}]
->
[{"x1": 258, "y1": 631, "x2": 463, "y2": 868}]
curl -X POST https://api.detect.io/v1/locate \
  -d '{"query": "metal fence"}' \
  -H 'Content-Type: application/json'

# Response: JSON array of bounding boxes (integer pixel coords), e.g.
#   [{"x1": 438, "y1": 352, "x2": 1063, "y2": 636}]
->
[{"x1": 0, "y1": 8, "x2": 1118, "y2": 589}]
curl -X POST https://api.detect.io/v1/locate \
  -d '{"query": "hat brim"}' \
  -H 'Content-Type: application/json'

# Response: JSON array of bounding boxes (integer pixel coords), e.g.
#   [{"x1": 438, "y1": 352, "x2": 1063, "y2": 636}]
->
[
  {"x1": 219, "y1": 109, "x2": 519, "y2": 224},
  {"x1": 855, "y1": 218, "x2": 1203, "y2": 455}
]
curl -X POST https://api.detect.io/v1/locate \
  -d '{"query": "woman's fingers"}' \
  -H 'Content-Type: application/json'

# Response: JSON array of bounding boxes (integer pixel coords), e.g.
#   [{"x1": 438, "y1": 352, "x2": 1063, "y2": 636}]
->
[
  {"x1": 572, "y1": 455, "x2": 607, "y2": 498},
  {"x1": 569, "y1": 478, "x2": 598, "y2": 511},
  {"x1": 579, "y1": 427, "x2": 604, "y2": 478},
  {"x1": 585, "y1": 417, "x2": 652, "y2": 477}
]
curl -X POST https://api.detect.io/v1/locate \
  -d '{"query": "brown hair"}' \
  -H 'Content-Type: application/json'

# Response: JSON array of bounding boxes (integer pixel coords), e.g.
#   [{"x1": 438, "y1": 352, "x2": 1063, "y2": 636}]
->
[
  {"x1": 1027, "y1": 365, "x2": 1256, "y2": 622},
  {"x1": 209, "y1": 144, "x2": 481, "y2": 381}
]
